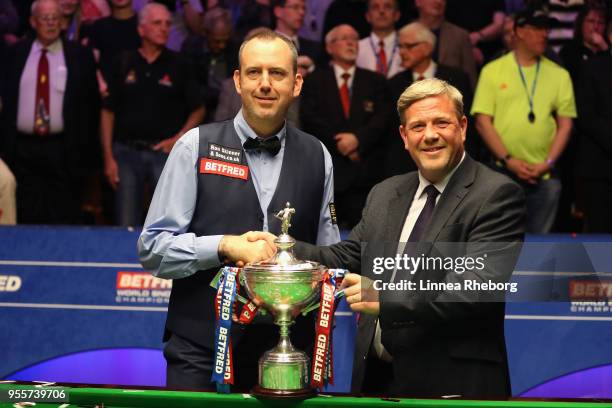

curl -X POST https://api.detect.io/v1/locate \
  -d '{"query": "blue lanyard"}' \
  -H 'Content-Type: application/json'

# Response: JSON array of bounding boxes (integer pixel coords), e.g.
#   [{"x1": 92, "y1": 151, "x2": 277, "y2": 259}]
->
[
  {"x1": 369, "y1": 36, "x2": 397, "y2": 76},
  {"x1": 515, "y1": 54, "x2": 540, "y2": 123}
]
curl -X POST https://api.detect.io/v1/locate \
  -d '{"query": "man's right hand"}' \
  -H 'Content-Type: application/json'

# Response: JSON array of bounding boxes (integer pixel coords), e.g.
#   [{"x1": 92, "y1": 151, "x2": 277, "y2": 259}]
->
[
  {"x1": 218, "y1": 231, "x2": 277, "y2": 265},
  {"x1": 104, "y1": 156, "x2": 120, "y2": 190}
]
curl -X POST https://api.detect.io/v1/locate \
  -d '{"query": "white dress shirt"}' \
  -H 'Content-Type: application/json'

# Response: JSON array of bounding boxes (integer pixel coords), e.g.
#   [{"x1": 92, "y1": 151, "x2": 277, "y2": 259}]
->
[
  {"x1": 412, "y1": 60, "x2": 437, "y2": 82},
  {"x1": 356, "y1": 31, "x2": 404, "y2": 78},
  {"x1": 331, "y1": 63, "x2": 356, "y2": 89},
  {"x1": 17, "y1": 39, "x2": 66, "y2": 134}
]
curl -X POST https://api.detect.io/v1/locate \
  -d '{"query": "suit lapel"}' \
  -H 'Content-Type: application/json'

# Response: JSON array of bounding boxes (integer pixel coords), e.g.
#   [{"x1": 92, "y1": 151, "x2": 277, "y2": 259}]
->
[
  {"x1": 385, "y1": 174, "x2": 418, "y2": 247},
  {"x1": 422, "y1": 155, "x2": 476, "y2": 242}
]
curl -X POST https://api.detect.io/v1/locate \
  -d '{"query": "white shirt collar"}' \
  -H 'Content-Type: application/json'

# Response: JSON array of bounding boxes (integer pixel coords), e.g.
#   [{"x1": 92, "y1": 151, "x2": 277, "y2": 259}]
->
[
  {"x1": 371, "y1": 31, "x2": 397, "y2": 50},
  {"x1": 33, "y1": 38, "x2": 62, "y2": 54},
  {"x1": 412, "y1": 60, "x2": 437, "y2": 81},
  {"x1": 331, "y1": 63, "x2": 356, "y2": 87},
  {"x1": 415, "y1": 151, "x2": 466, "y2": 200}
]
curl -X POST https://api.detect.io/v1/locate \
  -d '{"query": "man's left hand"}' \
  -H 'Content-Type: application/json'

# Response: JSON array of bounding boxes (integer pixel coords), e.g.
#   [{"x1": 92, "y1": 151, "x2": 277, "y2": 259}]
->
[
  {"x1": 340, "y1": 272, "x2": 379, "y2": 316},
  {"x1": 334, "y1": 133, "x2": 359, "y2": 157},
  {"x1": 152, "y1": 135, "x2": 180, "y2": 153}
]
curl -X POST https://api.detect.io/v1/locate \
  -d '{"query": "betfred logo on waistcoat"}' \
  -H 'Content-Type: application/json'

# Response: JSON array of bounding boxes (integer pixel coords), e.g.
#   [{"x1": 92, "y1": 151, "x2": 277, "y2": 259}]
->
[
  {"x1": 115, "y1": 272, "x2": 172, "y2": 304},
  {"x1": 200, "y1": 158, "x2": 249, "y2": 180}
]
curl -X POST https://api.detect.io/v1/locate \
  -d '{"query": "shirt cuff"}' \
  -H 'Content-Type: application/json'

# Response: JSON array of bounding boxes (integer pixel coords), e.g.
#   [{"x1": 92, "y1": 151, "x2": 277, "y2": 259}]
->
[{"x1": 195, "y1": 234, "x2": 224, "y2": 270}]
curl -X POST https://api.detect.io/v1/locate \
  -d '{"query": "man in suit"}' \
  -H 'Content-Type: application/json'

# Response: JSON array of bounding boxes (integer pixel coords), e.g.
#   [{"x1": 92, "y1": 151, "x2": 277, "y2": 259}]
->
[
  {"x1": 575, "y1": 22, "x2": 612, "y2": 232},
  {"x1": 1, "y1": 0, "x2": 99, "y2": 224},
  {"x1": 386, "y1": 21, "x2": 473, "y2": 177},
  {"x1": 416, "y1": 0, "x2": 477, "y2": 88},
  {"x1": 300, "y1": 24, "x2": 390, "y2": 229},
  {"x1": 356, "y1": 0, "x2": 404, "y2": 78},
  {"x1": 295, "y1": 78, "x2": 525, "y2": 397},
  {"x1": 273, "y1": 0, "x2": 321, "y2": 63}
]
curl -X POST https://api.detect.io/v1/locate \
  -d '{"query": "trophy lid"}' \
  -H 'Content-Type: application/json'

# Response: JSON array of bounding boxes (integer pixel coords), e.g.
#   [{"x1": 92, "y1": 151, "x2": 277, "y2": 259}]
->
[{"x1": 244, "y1": 203, "x2": 324, "y2": 273}]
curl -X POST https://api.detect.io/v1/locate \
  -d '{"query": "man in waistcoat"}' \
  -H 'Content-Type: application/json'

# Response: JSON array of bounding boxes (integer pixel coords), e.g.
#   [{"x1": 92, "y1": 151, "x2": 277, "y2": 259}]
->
[{"x1": 138, "y1": 28, "x2": 340, "y2": 391}]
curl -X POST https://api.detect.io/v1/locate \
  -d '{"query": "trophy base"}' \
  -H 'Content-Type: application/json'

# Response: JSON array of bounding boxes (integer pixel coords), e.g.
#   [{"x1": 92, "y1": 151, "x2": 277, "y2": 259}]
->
[{"x1": 251, "y1": 385, "x2": 316, "y2": 400}]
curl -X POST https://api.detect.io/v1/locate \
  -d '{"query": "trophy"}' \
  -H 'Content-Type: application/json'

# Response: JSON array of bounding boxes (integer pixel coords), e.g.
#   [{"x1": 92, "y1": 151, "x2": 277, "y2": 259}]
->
[{"x1": 240, "y1": 203, "x2": 328, "y2": 398}]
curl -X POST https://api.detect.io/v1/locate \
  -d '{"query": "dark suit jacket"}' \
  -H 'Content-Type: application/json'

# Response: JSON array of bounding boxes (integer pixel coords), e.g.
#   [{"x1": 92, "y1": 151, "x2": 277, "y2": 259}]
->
[
  {"x1": 296, "y1": 155, "x2": 525, "y2": 397},
  {"x1": 575, "y1": 54, "x2": 612, "y2": 181},
  {"x1": 300, "y1": 65, "x2": 390, "y2": 193},
  {"x1": 0, "y1": 37, "x2": 100, "y2": 174},
  {"x1": 438, "y1": 21, "x2": 477, "y2": 89},
  {"x1": 385, "y1": 65, "x2": 475, "y2": 177}
]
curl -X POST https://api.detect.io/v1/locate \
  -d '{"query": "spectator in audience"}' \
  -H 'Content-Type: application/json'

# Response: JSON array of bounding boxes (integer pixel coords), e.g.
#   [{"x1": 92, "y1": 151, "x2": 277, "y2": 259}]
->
[
  {"x1": 472, "y1": 8, "x2": 576, "y2": 233},
  {"x1": 182, "y1": 7, "x2": 238, "y2": 122},
  {"x1": 299, "y1": 0, "x2": 332, "y2": 42},
  {"x1": 416, "y1": 0, "x2": 478, "y2": 88},
  {"x1": 1, "y1": 0, "x2": 99, "y2": 224},
  {"x1": 497, "y1": 12, "x2": 563, "y2": 64},
  {"x1": 445, "y1": 0, "x2": 506, "y2": 65},
  {"x1": 386, "y1": 21, "x2": 472, "y2": 177},
  {"x1": 539, "y1": 0, "x2": 586, "y2": 53},
  {"x1": 273, "y1": 0, "x2": 321, "y2": 62},
  {"x1": 574, "y1": 21, "x2": 612, "y2": 232},
  {"x1": 101, "y1": 3, "x2": 204, "y2": 226},
  {"x1": 559, "y1": 4, "x2": 608, "y2": 82},
  {"x1": 556, "y1": 4, "x2": 607, "y2": 231},
  {"x1": 0, "y1": 158, "x2": 17, "y2": 225},
  {"x1": 356, "y1": 0, "x2": 403, "y2": 78},
  {"x1": 82, "y1": 0, "x2": 141, "y2": 83},
  {"x1": 300, "y1": 24, "x2": 390, "y2": 228}
]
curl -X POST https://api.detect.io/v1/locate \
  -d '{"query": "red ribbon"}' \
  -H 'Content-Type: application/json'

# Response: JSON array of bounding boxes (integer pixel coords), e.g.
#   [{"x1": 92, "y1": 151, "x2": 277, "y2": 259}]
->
[{"x1": 311, "y1": 272, "x2": 335, "y2": 388}]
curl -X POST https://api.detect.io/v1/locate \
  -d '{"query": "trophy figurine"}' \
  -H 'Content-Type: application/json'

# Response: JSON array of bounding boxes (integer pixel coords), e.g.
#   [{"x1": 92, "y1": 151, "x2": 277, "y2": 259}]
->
[{"x1": 240, "y1": 203, "x2": 326, "y2": 398}]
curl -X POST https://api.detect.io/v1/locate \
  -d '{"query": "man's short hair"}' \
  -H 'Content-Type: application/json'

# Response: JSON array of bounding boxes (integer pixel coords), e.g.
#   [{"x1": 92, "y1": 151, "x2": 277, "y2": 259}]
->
[
  {"x1": 397, "y1": 78, "x2": 464, "y2": 125},
  {"x1": 325, "y1": 24, "x2": 358, "y2": 44},
  {"x1": 367, "y1": 0, "x2": 399, "y2": 11},
  {"x1": 138, "y1": 2, "x2": 168, "y2": 25},
  {"x1": 238, "y1": 28, "x2": 298, "y2": 73},
  {"x1": 398, "y1": 22, "x2": 436, "y2": 49}
]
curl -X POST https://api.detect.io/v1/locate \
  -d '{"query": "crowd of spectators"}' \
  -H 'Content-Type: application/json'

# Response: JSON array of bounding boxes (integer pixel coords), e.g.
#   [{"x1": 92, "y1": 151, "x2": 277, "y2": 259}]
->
[{"x1": 0, "y1": 0, "x2": 611, "y2": 233}]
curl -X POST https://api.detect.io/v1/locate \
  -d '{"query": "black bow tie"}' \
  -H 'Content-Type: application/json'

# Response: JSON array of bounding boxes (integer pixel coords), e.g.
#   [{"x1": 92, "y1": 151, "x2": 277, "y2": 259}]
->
[{"x1": 243, "y1": 136, "x2": 281, "y2": 156}]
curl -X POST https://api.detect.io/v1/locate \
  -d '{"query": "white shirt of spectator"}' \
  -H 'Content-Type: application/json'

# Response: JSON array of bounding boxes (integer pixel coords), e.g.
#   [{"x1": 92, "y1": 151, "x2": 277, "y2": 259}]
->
[
  {"x1": 17, "y1": 39, "x2": 66, "y2": 134},
  {"x1": 411, "y1": 60, "x2": 437, "y2": 82},
  {"x1": 332, "y1": 63, "x2": 356, "y2": 89},
  {"x1": 356, "y1": 31, "x2": 404, "y2": 78}
]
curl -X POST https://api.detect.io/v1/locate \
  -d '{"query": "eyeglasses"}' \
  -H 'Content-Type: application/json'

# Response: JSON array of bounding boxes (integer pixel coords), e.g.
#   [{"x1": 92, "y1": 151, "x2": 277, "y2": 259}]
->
[
  {"x1": 398, "y1": 42, "x2": 424, "y2": 50},
  {"x1": 331, "y1": 36, "x2": 359, "y2": 43},
  {"x1": 35, "y1": 14, "x2": 61, "y2": 23}
]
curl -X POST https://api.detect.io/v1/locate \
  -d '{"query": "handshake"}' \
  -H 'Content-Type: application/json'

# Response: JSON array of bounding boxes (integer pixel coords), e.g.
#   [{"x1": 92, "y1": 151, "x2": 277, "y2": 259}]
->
[{"x1": 218, "y1": 231, "x2": 279, "y2": 267}]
